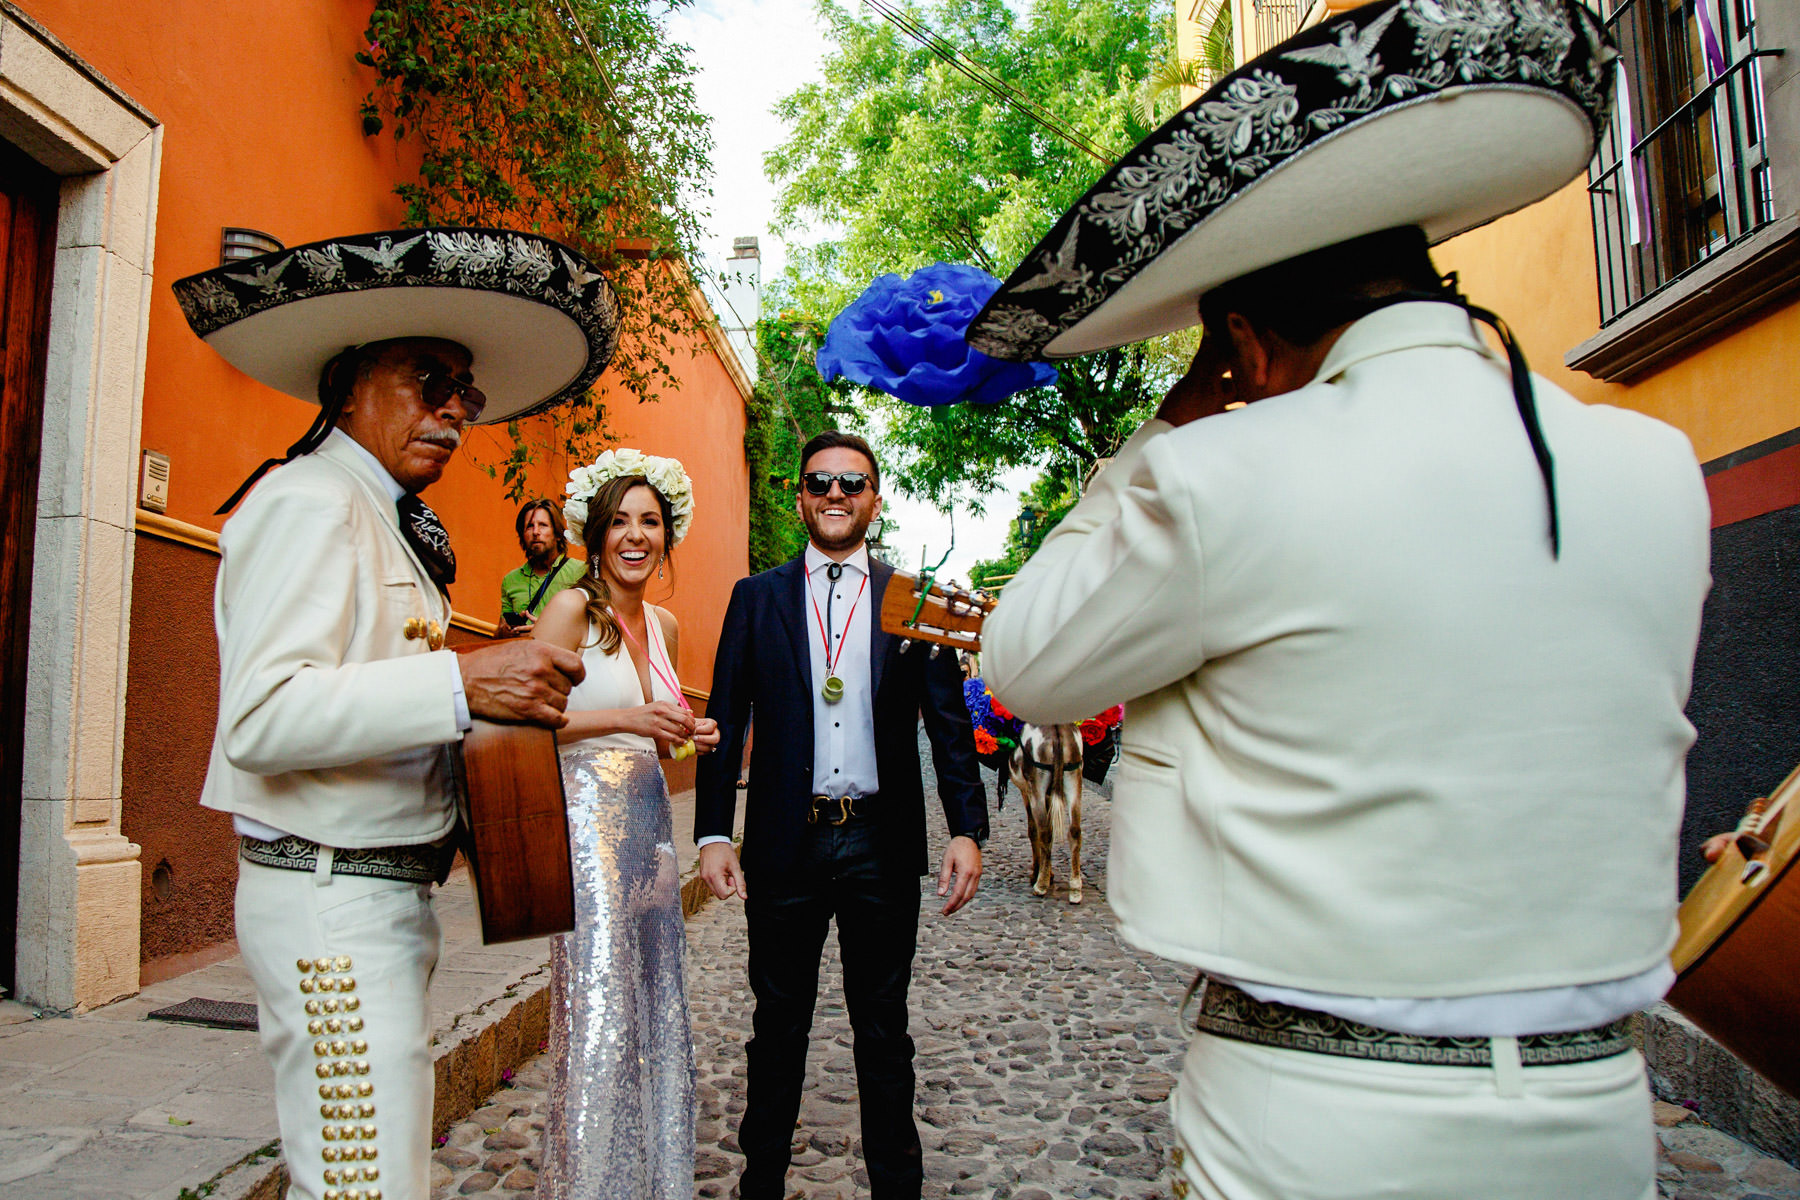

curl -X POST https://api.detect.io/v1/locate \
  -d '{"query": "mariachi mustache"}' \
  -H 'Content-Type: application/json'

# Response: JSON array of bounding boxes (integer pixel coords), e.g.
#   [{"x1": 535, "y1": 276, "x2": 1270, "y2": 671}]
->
[{"x1": 417, "y1": 428, "x2": 462, "y2": 450}]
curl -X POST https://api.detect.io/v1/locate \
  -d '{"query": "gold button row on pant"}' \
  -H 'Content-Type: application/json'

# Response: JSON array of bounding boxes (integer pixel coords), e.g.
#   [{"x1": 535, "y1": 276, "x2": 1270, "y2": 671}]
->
[
  {"x1": 304, "y1": 996, "x2": 362, "y2": 1016},
  {"x1": 321, "y1": 1144, "x2": 379, "y2": 1163},
  {"x1": 312, "y1": 1038, "x2": 371, "y2": 1057},
  {"x1": 322, "y1": 1165, "x2": 379, "y2": 1185},
  {"x1": 314, "y1": 1059, "x2": 373, "y2": 1078},
  {"x1": 298, "y1": 955, "x2": 379, "y2": 1190},
  {"x1": 319, "y1": 1101, "x2": 377, "y2": 1119}
]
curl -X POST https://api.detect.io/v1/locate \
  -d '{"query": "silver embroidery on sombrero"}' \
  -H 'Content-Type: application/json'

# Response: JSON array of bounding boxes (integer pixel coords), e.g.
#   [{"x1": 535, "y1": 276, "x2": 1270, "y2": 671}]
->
[
  {"x1": 171, "y1": 227, "x2": 619, "y2": 421},
  {"x1": 966, "y1": 0, "x2": 1611, "y2": 361}
]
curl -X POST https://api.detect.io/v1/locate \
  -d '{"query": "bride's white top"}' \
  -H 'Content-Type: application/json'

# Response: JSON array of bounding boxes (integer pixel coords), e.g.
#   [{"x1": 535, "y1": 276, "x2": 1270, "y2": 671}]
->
[{"x1": 560, "y1": 605, "x2": 681, "y2": 753}]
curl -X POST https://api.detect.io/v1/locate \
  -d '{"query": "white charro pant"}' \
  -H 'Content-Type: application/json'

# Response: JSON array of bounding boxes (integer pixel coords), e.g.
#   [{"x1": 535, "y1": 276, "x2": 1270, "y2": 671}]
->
[
  {"x1": 1170, "y1": 1029, "x2": 1657, "y2": 1200},
  {"x1": 236, "y1": 855, "x2": 441, "y2": 1200}
]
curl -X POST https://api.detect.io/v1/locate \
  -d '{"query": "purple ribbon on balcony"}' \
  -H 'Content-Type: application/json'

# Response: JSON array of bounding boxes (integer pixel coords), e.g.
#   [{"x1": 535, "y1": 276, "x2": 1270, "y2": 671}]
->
[
  {"x1": 1615, "y1": 63, "x2": 1653, "y2": 247},
  {"x1": 1694, "y1": 0, "x2": 1728, "y2": 82}
]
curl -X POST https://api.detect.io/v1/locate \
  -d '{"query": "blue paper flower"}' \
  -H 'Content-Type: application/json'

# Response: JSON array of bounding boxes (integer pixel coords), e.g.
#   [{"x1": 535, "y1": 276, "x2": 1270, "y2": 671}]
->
[
  {"x1": 816, "y1": 263, "x2": 1059, "y2": 407},
  {"x1": 963, "y1": 677, "x2": 994, "y2": 730}
]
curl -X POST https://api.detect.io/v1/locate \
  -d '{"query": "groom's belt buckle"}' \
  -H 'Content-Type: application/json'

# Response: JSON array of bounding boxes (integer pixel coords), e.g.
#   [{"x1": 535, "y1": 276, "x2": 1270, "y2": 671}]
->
[{"x1": 807, "y1": 794, "x2": 860, "y2": 826}]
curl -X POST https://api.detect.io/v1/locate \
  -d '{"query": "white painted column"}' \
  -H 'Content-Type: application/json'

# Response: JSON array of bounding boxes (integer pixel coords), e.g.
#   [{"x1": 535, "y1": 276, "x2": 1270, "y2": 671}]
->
[{"x1": 1, "y1": 5, "x2": 160, "y2": 1011}]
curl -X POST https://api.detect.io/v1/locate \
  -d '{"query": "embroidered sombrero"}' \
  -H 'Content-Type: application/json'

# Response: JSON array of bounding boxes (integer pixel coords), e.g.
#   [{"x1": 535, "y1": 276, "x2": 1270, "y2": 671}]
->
[
  {"x1": 966, "y1": 0, "x2": 1615, "y2": 362},
  {"x1": 173, "y1": 227, "x2": 620, "y2": 425}
]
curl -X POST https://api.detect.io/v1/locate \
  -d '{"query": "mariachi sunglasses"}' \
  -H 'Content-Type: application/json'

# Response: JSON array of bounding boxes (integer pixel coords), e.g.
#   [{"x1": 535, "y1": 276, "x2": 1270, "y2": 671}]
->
[
  {"x1": 801, "y1": 471, "x2": 873, "y2": 496},
  {"x1": 416, "y1": 371, "x2": 488, "y2": 421}
]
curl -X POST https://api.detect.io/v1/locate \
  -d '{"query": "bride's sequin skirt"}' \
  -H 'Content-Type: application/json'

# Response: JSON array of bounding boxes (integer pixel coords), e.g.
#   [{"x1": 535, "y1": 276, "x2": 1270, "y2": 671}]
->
[{"x1": 539, "y1": 746, "x2": 695, "y2": 1200}]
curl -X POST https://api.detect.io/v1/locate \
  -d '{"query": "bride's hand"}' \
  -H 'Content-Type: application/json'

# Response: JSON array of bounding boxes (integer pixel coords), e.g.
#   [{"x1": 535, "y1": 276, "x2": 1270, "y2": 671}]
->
[
  {"x1": 691, "y1": 718, "x2": 721, "y2": 754},
  {"x1": 630, "y1": 701, "x2": 694, "y2": 744}
]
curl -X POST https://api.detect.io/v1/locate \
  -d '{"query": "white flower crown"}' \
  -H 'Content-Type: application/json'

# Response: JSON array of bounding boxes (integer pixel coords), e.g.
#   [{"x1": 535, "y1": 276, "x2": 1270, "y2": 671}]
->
[{"x1": 562, "y1": 447, "x2": 695, "y2": 548}]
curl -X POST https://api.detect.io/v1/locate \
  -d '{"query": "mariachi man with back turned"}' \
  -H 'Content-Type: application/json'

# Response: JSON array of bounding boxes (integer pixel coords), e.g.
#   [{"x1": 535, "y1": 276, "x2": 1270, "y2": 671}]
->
[
  {"x1": 975, "y1": 2, "x2": 1711, "y2": 1198},
  {"x1": 173, "y1": 228, "x2": 620, "y2": 1200}
]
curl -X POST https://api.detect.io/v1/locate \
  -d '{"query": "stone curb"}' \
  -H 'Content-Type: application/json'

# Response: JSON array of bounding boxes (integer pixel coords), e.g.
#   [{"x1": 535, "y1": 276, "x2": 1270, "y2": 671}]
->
[{"x1": 1640, "y1": 1001, "x2": 1800, "y2": 1166}]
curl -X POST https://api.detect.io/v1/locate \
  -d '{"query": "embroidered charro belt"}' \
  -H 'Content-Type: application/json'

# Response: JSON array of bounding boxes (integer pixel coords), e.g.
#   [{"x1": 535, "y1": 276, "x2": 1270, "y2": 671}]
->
[
  {"x1": 1193, "y1": 978, "x2": 1635, "y2": 1068},
  {"x1": 239, "y1": 834, "x2": 451, "y2": 885}
]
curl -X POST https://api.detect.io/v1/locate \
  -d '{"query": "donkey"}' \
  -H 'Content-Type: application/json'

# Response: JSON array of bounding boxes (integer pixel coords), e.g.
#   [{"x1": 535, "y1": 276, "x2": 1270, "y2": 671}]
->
[{"x1": 1008, "y1": 723, "x2": 1084, "y2": 904}]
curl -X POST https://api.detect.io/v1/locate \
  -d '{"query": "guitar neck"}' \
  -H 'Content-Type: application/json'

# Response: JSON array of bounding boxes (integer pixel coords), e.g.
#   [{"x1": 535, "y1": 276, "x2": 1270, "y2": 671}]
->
[{"x1": 878, "y1": 569, "x2": 994, "y2": 652}]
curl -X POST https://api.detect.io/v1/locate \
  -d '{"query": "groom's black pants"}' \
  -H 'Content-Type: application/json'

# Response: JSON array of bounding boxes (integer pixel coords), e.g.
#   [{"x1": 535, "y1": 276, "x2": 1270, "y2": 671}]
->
[{"x1": 739, "y1": 808, "x2": 923, "y2": 1200}]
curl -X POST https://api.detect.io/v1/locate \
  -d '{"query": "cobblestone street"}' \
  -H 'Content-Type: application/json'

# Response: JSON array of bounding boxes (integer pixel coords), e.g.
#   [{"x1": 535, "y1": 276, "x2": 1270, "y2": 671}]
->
[
  {"x1": 427, "y1": 757, "x2": 1800, "y2": 1200},
  {"x1": 432, "y1": 763, "x2": 1197, "y2": 1200}
]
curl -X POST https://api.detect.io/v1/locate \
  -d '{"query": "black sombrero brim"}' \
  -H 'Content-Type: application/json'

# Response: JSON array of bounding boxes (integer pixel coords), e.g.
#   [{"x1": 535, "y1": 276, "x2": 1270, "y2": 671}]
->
[
  {"x1": 172, "y1": 228, "x2": 620, "y2": 424},
  {"x1": 967, "y1": 0, "x2": 1614, "y2": 362}
]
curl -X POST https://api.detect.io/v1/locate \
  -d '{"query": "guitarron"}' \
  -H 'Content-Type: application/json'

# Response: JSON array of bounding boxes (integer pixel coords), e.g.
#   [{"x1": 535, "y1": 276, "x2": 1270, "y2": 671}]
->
[
  {"x1": 452, "y1": 719, "x2": 576, "y2": 944},
  {"x1": 1668, "y1": 764, "x2": 1800, "y2": 1097}
]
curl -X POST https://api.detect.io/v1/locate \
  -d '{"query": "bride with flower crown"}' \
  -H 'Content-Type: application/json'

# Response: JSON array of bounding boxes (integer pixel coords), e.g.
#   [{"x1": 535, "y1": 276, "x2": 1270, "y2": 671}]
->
[{"x1": 530, "y1": 449, "x2": 718, "y2": 1199}]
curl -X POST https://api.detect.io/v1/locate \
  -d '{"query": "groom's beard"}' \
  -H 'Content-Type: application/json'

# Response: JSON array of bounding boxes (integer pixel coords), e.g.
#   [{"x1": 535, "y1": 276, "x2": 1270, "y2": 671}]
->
[{"x1": 803, "y1": 512, "x2": 873, "y2": 553}]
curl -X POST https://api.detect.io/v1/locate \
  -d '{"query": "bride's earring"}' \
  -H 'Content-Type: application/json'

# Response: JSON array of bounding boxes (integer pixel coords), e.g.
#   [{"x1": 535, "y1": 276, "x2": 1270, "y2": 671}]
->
[{"x1": 658, "y1": 556, "x2": 665, "y2": 580}]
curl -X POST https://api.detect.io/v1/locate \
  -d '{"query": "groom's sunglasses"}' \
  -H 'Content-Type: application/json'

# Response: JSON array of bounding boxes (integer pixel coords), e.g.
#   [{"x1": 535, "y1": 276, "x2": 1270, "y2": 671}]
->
[{"x1": 801, "y1": 471, "x2": 873, "y2": 496}]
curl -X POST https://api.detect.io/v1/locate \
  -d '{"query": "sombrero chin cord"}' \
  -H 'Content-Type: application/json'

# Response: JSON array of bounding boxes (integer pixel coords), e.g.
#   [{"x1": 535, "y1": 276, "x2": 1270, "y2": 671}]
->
[
  {"x1": 214, "y1": 347, "x2": 358, "y2": 515},
  {"x1": 1350, "y1": 275, "x2": 1561, "y2": 560}
]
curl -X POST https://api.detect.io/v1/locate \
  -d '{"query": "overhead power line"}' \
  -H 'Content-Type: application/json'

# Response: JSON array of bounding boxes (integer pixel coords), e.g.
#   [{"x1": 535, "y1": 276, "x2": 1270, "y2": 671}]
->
[{"x1": 859, "y1": 0, "x2": 1118, "y2": 165}]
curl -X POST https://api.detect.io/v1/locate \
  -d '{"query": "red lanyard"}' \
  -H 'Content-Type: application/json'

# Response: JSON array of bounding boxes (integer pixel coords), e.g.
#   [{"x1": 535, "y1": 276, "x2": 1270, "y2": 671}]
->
[
  {"x1": 808, "y1": 566, "x2": 868, "y2": 677},
  {"x1": 612, "y1": 608, "x2": 690, "y2": 712}
]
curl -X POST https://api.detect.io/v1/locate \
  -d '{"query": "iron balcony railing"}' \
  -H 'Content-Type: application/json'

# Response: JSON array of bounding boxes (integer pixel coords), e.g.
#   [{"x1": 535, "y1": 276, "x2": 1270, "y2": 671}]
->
[
  {"x1": 1588, "y1": 0, "x2": 1779, "y2": 324},
  {"x1": 1251, "y1": 0, "x2": 1302, "y2": 59}
]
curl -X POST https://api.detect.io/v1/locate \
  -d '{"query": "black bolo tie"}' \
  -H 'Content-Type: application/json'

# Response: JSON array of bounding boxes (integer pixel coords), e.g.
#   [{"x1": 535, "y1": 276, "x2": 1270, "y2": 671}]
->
[{"x1": 825, "y1": 562, "x2": 844, "y2": 653}]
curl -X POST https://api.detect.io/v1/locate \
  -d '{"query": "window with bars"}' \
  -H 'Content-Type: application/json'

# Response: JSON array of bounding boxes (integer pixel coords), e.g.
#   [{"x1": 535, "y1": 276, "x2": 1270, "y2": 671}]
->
[{"x1": 1588, "y1": 0, "x2": 1777, "y2": 323}]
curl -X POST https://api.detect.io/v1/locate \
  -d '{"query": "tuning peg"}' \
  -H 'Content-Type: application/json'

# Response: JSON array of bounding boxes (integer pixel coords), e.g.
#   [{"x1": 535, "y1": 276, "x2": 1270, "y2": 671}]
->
[
  {"x1": 929, "y1": 644, "x2": 941, "y2": 659},
  {"x1": 899, "y1": 638, "x2": 912, "y2": 653}
]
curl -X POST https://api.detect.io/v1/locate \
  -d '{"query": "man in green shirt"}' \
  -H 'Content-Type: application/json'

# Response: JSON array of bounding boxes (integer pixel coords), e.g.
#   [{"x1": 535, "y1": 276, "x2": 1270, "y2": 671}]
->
[{"x1": 499, "y1": 498, "x2": 585, "y2": 636}]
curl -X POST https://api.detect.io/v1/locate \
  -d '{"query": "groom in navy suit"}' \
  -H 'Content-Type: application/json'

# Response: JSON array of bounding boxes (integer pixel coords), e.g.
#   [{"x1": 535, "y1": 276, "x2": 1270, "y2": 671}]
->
[{"x1": 696, "y1": 430, "x2": 988, "y2": 1200}]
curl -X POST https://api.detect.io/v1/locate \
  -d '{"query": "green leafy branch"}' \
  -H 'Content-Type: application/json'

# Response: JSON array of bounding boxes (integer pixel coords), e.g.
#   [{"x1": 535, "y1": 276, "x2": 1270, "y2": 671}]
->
[{"x1": 357, "y1": 0, "x2": 714, "y2": 499}]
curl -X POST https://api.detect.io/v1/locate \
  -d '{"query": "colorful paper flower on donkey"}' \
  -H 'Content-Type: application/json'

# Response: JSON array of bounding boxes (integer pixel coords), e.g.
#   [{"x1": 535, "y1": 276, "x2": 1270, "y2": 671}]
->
[
  {"x1": 963, "y1": 677, "x2": 1022, "y2": 759},
  {"x1": 816, "y1": 263, "x2": 1059, "y2": 407},
  {"x1": 1080, "y1": 704, "x2": 1124, "y2": 747}
]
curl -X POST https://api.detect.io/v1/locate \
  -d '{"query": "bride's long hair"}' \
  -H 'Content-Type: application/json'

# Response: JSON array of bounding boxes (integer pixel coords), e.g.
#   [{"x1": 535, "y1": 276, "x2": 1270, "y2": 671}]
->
[{"x1": 573, "y1": 475, "x2": 676, "y2": 653}]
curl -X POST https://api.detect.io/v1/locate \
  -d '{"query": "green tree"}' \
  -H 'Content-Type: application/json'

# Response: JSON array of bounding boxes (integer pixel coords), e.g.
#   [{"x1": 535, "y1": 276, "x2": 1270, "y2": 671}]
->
[
  {"x1": 742, "y1": 313, "x2": 863, "y2": 572},
  {"x1": 968, "y1": 466, "x2": 1082, "y2": 589},
  {"x1": 767, "y1": 0, "x2": 1194, "y2": 502},
  {"x1": 1136, "y1": 5, "x2": 1233, "y2": 127}
]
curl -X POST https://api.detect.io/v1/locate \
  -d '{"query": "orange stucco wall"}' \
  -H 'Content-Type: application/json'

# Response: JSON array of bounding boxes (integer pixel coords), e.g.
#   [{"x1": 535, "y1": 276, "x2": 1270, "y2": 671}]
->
[
  {"x1": 20, "y1": 0, "x2": 747, "y2": 969},
  {"x1": 18, "y1": 0, "x2": 749, "y2": 691},
  {"x1": 1435, "y1": 179, "x2": 1800, "y2": 465}
]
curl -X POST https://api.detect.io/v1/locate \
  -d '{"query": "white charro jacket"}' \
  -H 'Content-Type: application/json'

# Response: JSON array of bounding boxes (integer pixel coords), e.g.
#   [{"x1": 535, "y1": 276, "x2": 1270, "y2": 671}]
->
[
  {"x1": 983, "y1": 303, "x2": 1711, "y2": 997},
  {"x1": 200, "y1": 434, "x2": 462, "y2": 848}
]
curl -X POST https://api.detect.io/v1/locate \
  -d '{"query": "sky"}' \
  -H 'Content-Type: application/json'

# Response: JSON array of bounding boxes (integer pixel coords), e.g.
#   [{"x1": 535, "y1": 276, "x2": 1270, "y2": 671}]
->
[{"x1": 665, "y1": 0, "x2": 1036, "y2": 581}]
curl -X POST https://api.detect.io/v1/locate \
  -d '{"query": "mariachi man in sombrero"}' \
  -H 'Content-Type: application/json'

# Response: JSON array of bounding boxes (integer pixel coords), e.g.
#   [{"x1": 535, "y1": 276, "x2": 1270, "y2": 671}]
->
[
  {"x1": 173, "y1": 229, "x2": 625, "y2": 1200},
  {"x1": 977, "y1": 2, "x2": 1710, "y2": 1197}
]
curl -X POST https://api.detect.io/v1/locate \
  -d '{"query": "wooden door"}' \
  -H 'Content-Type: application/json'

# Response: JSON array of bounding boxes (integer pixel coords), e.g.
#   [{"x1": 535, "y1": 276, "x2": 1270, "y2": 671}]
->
[{"x1": 0, "y1": 140, "x2": 59, "y2": 997}]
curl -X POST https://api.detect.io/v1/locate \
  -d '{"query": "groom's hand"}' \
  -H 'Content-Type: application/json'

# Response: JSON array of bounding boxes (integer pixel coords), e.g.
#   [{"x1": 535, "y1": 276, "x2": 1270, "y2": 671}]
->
[
  {"x1": 937, "y1": 836, "x2": 982, "y2": 915},
  {"x1": 699, "y1": 842, "x2": 748, "y2": 901}
]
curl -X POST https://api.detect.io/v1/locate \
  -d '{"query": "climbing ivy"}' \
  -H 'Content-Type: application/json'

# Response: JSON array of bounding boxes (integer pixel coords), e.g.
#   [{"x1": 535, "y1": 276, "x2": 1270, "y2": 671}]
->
[
  {"x1": 743, "y1": 313, "x2": 860, "y2": 572},
  {"x1": 357, "y1": 0, "x2": 713, "y2": 498}
]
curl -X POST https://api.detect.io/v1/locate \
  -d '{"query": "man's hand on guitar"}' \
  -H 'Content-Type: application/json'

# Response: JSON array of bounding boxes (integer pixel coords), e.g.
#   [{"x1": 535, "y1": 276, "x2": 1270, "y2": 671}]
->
[
  {"x1": 699, "y1": 841, "x2": 747, "y2": 901},
  {"x1": 458, "y1": 639, "x2": 585, "y2": 727}
]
